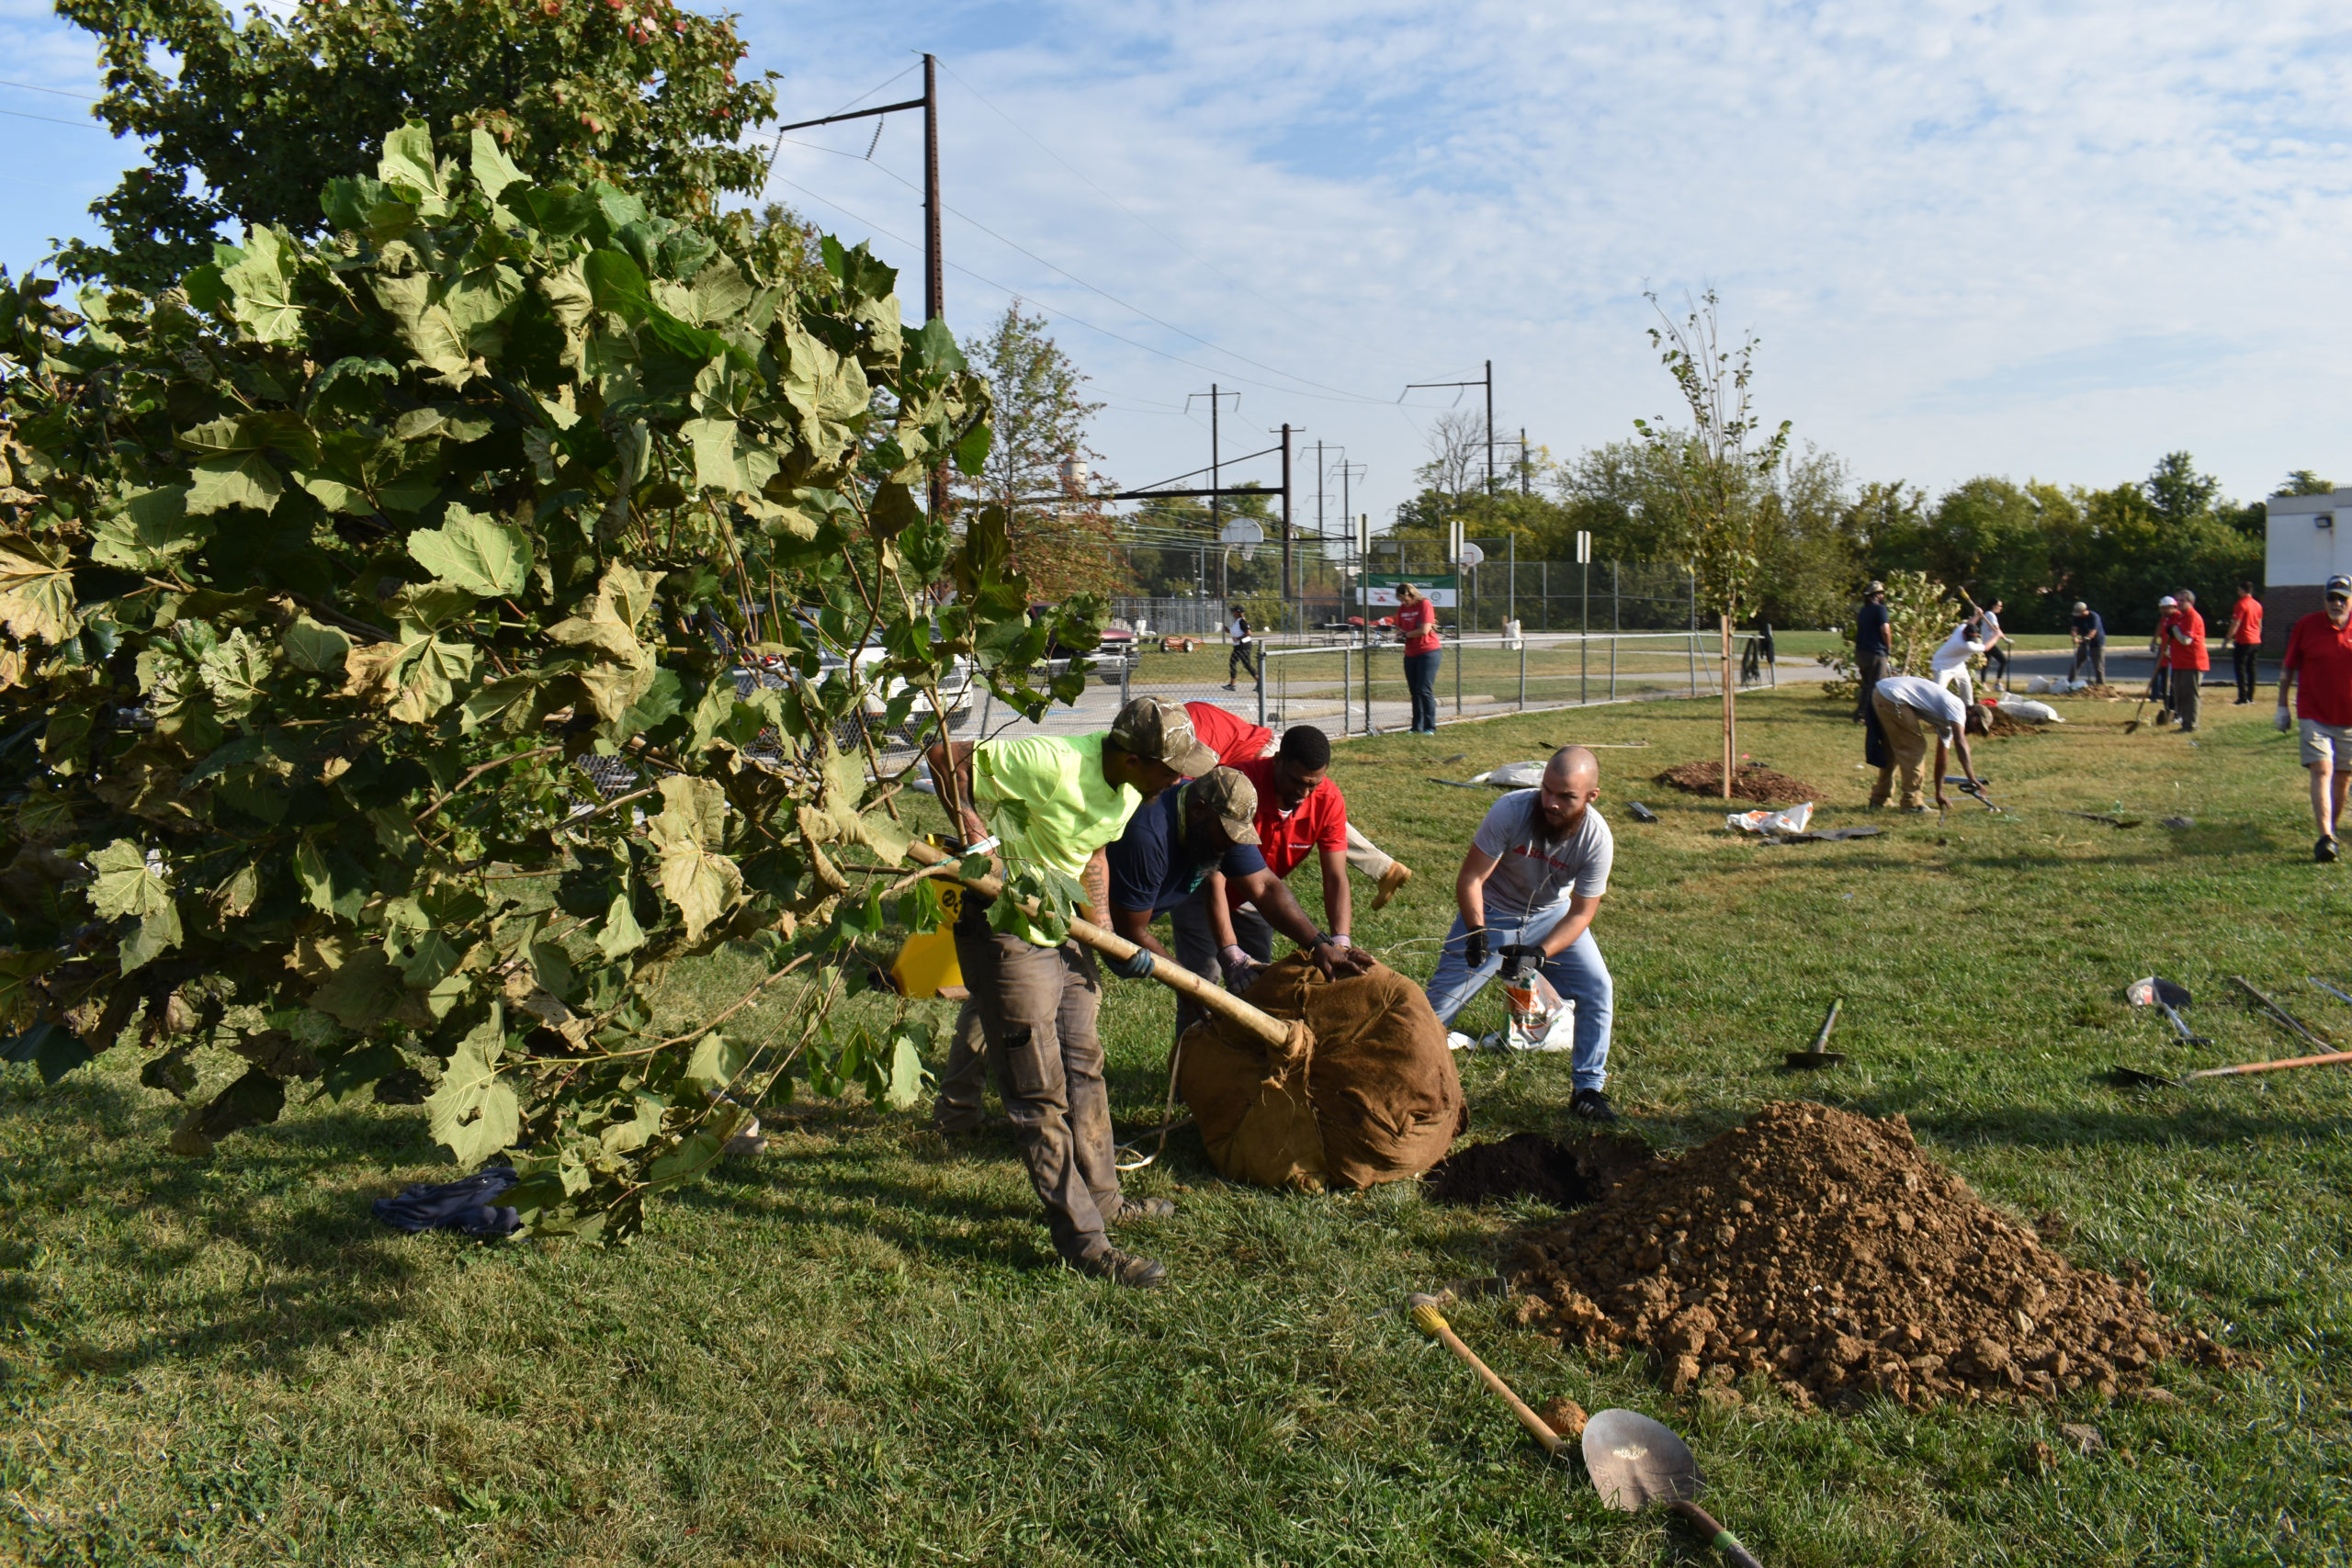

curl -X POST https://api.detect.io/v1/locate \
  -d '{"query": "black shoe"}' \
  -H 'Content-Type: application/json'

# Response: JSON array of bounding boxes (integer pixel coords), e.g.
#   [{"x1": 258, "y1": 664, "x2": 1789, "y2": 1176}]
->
[
  {"x1": 1106, "y1": 1195, "x2": 1177, "y2": 1224},
  {"x1": 1570, "y1": 1088, "x2": 1621, "y2": 1124},
  {"x1": 1072, "y1": 1247, "x2": 1166, "y2": 1289},
  {"x1": 2319, "y1": 837, "x2": 2339, "y2": 864}
]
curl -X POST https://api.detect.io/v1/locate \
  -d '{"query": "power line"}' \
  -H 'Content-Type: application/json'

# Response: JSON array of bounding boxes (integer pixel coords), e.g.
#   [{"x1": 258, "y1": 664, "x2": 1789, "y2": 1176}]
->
[
  {"x1": 0, "y1": 106, "x2": 105, "y2": 130},
  {"x1": 769, "y1": 144, "x2": 1391, "y2": 406},
  {"x1": 0, "y1": 79, "x2": 99, "y2": 102},
  {"x1": 765, "y1": 175, "x2": 1395, "y2": 407}
]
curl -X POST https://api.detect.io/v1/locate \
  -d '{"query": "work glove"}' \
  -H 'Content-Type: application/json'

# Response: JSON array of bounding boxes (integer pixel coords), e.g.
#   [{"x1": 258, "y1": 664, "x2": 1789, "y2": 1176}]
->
[
  {"x1": 1112, "y1": 948, "x2": 1157, "y2": 981},
  {"x1": 1496, "y1": 942, "x2": 1543, "y2": 982},
  {"x1": 2278, "y1": 704, "x2": 2295, "y2": 733},
  {"x1": 1463, "y1": 927, "x2": 1488, "y2": 970},
  {"x1": 1218, "y1": 944, "x2": 1261, "y2": 991}
]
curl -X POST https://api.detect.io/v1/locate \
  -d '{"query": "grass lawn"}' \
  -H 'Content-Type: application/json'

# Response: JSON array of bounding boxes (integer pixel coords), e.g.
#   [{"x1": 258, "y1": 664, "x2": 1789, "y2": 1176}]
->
[{"x1": 6, "y1": 687, "x2": 2350, "y2": 1564}]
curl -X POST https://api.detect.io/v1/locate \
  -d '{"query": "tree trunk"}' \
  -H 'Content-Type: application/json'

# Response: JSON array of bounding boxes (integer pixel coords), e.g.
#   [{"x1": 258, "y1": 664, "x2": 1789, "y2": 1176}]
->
[{"x1": 1720, "y1": 612, "x2": 1735, "y2": 799}]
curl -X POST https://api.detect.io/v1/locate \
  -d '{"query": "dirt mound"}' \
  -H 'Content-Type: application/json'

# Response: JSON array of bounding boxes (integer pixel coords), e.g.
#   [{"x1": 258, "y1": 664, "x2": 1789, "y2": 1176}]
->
[
  {"x1": 1505, "y1": 1102, "x2": 2235, "y2": 1411},
  {"x1": 1968, "y1": 707, "x2": 2041, "y2": 739},
  {"x1": 1655, "y1": 761, "x2": 1824, "y2": 805},
  {"x1": 1425, "y1": 1132, "x2": 1654, "y2": 1207}
]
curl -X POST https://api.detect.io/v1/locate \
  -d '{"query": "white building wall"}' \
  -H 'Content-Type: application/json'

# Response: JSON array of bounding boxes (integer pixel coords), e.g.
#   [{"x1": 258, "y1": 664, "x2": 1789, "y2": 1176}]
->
[{"x1": 2267, "y1": 489, "x2": 2352, "y2": 587}]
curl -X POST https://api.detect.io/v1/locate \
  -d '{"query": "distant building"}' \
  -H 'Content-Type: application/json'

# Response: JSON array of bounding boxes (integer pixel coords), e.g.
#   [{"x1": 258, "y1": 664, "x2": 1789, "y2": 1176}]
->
[{"x1": 2266, "y1": 488, "x2": 2351, "y2": 647}]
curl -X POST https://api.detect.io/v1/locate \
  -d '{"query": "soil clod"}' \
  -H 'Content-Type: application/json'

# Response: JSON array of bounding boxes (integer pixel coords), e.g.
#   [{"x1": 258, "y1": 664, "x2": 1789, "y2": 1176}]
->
[
  {"x1": 1425, "y1": 1131, "x2": 1654, "y2": 1207},
  {"x1": 1655, "y1": 761, "x2": 1824, "y2": 804},
  {"x1": 1505, "y1": 1102, "x2": 2237, "y2": 1411}
]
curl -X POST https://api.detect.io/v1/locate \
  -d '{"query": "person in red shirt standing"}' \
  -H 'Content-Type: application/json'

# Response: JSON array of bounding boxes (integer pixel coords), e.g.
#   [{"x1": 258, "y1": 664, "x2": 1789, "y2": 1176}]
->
[
  {"x1": 1395, "y1": 581, "x2": 1443, "y2": 734},
  {"x1": 1183, "y1": 702, "x2": 1413, "y2": 908},
  {"x1": 2228, "y1": 581, "x2": 2265, "y2": 705},
  {"x1": 2147, "y1": 595, "x2": 2177, "y2": 723},
  {"x1": 2162, "y1": 589, "x2": 2209, "y2": 733},
  {"x1": 2278, "y1": 573, "x2": 2352, "y2": 863}
]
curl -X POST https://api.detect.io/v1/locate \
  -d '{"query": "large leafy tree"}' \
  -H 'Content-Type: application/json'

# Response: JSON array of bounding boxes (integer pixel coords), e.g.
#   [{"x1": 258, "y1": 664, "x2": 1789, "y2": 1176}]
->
[
  {"x1": 953, "y1": 302, "x2": 1121, "y2": 601},
  {"x1": 0, "y1": 126, "x2": 1095, "y2": 1240},
  {"x1": 55, "y1": 0, "x2": 775, "y2": 290}
]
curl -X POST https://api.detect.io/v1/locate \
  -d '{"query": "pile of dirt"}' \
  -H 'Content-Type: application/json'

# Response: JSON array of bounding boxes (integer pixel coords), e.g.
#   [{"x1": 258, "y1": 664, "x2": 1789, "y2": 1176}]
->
[
  {"x1": 1505, "y1": 1102, "x2": 2236, "y2": 1410},
  {"x1": 1424, "y1": 1131, "x2": 1654, "y2": 1207},
  {"x1": 1655, "y1": 761, "x2": 1824, "y2": 805},
  {"x1": 1967, "y1": 707, "x2": 2041, "y2": 739}
]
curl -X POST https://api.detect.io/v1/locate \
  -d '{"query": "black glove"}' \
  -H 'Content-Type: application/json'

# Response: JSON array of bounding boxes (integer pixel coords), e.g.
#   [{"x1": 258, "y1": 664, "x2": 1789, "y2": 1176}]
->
[
  {"x1": 1464, "y1": 927, "x2": 1488, "y2": 969},
  {"x1": 1497, "y1": 942, "x2": 1542, "y2": 981},
  {"x1": 1113, "y1": 948, "x2": 1157, "y2": 980}
]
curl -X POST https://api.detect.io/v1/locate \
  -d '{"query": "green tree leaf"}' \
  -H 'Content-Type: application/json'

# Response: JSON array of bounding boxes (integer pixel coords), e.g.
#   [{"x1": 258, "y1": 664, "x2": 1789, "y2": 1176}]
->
[
  {"x1": 0, "y1": 536, "x2": 82, "y2": 643},
  {"x1": 220, "y1": 225, "x2": 303, "y2": 343},
  {"x1": 187, "y1": 452, "x2": 287, "y2": 516},
  {"x1": 426, "y1": 1006, "x2": 518, "y2": 1166},
  {"x1": 88, "y1": 840, "x2": 171, "y2": 919},
  {"x1": 282, "y1": 615, "x2": 354, "y2": 674},
  {"x1": 408, "y1": 506, "x2": 532, "y2": 596},
  {"x1": 93, "y1": 486, "x2": 210, "y2": 570}
]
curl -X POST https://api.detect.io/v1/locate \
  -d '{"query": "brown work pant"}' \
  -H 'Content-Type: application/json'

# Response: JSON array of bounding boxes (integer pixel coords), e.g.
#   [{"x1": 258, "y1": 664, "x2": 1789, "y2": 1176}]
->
[
  {"x1": 1870, "y1": 687, "x2": 1932, "y2": 808},
  {"x1": 951, "y1": 908, "x2": 1122, "y2": 1264}
]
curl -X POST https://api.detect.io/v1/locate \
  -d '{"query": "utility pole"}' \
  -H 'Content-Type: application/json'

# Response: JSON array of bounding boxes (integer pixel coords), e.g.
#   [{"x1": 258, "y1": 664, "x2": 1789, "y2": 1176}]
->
[
  {"x1": 1279, "y1": 423, "x2": 1294, "y2": 605},
  {"x1": 1185, "y1": 386, "x2": 1239, "y2": 600},
  {"x1": 775, "y1": 54, "x2": 944, "y2": 515},
  {"x1": 1403, "y1": 360, "x2": 1495, "y2": 523},
  {"x1": 1520, "y1": 426, "x2": 1530, "y2": 494}
]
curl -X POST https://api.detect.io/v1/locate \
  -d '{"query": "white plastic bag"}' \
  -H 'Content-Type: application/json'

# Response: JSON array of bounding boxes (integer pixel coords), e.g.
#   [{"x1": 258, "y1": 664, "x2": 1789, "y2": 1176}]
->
[
  {"x1": 1725, "y1": 801, "x2": 1815, "y2": 834},
  {"x1": 1996, "y1": 698, "x2": 2063, "y2": 724},
  {"x1": 1498, "y1": 969, "x2": 1577, "y2": 1053},
  {"x1": 2024, "y1": 675, "x2": 2055, "y2": 694}
]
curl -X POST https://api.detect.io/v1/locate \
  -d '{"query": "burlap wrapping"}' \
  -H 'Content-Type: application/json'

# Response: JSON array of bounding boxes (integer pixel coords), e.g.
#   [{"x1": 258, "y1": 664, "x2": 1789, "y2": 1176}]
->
[{"x1": 1175, "y1": 953, "x2": 1467, "y2": 1191}]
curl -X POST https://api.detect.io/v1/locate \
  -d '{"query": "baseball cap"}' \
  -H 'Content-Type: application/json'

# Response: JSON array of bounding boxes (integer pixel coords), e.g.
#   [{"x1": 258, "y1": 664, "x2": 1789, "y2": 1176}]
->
[
  {"x1": 1109, "y1": 695, "x2": 1219, "y2": 776},
  {"x1": 1187, "y1": 767, "x2": 1261, "y2": 846},
  {"x1": 2072, "y1": 601, "x2": 2087, "y2": 612},
  {"x1": 2327, "y1": 574, "x2": 2352, "y2": 598},
  {"x1": 1867, "y1": 581, "x2": 1884, "y2": 594},
  {"x1": 2158, "y1": 595, "x2": 2177, "y2": 607}
]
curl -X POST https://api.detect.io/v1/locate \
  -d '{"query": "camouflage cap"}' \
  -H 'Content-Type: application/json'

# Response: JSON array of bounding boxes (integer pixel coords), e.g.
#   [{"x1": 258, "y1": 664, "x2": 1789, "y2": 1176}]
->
[
  {"x1": 1108, "y1": 695, "x2": 1220, "y2": 777},
  {"x1": 1186, "y1": 767, "x2": 1261, "y2": 846}
]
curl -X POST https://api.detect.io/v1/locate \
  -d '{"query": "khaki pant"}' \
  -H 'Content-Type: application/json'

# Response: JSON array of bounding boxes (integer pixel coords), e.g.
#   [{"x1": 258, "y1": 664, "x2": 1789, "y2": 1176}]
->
[
  {"x1": 1870, "y1": 687, "x2": 1933, "y2": 808},
  {"x1": 950, "y1": 906, "x2": 1122, "y2": 1264}
]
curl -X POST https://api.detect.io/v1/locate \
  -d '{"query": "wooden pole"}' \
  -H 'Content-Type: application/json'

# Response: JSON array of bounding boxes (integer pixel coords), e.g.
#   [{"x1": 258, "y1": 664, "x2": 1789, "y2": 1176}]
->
[
  {"x1": 902, "y1": 840, "x2": 1290, "y2": 1046},
  {"x1": 1721, "y1": 611, "x2": 1735, "y2": 799}
]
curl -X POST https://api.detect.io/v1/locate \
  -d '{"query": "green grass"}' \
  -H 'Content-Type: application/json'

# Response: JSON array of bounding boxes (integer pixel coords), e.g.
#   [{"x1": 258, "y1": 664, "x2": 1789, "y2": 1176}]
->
[{"x1": 7, "y1": 689, "x2": 2351, "y2": 1564}]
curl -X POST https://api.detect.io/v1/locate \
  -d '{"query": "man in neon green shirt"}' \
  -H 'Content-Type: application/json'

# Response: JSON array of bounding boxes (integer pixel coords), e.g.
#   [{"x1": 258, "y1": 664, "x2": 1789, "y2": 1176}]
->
[{"x1": 924, "y1": 696, "x2": 1216, "y2": 1288}]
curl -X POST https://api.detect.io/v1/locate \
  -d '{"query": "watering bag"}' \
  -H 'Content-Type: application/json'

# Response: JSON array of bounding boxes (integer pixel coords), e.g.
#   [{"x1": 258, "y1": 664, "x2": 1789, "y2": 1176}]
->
[{"x1": 1501, "y1": 969, "x2": 1577, "y2": 1053}]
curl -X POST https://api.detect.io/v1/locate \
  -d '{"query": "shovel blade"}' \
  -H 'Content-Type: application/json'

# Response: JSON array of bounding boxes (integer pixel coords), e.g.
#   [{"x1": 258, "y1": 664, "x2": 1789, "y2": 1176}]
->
[
  {"x1": 2109, "y1": 1066, "x2": 2177, "y2": 1089},
  {"x1": 1784, "y1": 1051, "x2": 1846, "y2": 1068},
  {"x1": 2124, "y1": 976, "x2": 2191, "y2": 1010},
  {"x1": 1581, "y1": 1408, "x2": 1703, "y2": 1512}
]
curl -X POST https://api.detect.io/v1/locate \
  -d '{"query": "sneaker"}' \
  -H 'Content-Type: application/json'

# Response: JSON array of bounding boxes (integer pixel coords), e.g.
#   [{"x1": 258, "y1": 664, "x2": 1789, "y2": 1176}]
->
[
  {"x1": 1897, "y1": 805, "x2": 1928, "y2": 815},
  {"x1": 1373, "y1": 862, "x2": 1414, "y2": 911},
  {"x1": 1072, "y1": 1247, "x2": 1167, "y2": 1289},
  {"x1": 2319, "y1": 837, "x2": 2339, "y2": 864},
  {"x1": 1222, "y1": 682, "x2": 1237, "y2": 691},
  {"x1": 1106, "y1": 1195, "x2": 1177, "y2": 1224},
  {"x1": 1570, "y1": 1088, "x2": 1621, "y2": 1124}
]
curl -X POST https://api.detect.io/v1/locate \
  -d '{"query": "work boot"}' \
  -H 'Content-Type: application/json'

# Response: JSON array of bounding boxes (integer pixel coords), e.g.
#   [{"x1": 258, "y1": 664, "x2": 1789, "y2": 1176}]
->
[
  {"x1": 1373, "y1": 862, "x2": 1415, "y2": 911},
  {"x1": 1106, "y1": 1195, "x2": 1178, "y2": 1224},
  {"x1": 1570, "y1": 1088, "x2": 1621, "y2": 1124},
  {"x1": 1072, "y1": 1247, "x2": 1167, "y2": 1289},
  {"x1": 931, "y1": 1102, "x2": 986, "y2": 1136},
  {"x1": 2318, "y1": 837, "x2": 2339, "y2": 864}
]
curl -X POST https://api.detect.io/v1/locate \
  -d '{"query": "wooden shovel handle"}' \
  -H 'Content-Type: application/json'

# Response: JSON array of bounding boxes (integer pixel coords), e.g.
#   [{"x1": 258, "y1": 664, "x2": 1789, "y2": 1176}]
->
[
  {"x1": 902, "y1": 839, "x2": 1291, "y2": 1047},
  {"x1": 1667, "y1": 1499, "x2": 1765, "y2": 1568},
  {"x1": 1408, "y1": 1300, "x2": 1564, "y2": 1458}
]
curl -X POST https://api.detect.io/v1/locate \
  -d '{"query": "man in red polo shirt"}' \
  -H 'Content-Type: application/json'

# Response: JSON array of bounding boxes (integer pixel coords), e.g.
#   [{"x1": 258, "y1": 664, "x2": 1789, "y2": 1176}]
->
[
  {"x1": 2163, "y1": 588, "x2": 2209, "y2": 734},
  {"x1": 2228, "y1": 581, "x2": 2265, "y2": 705},
  {"x1": 1168, "y1": 727, "x2": 1351, "y2": 1028},
  {"x1": 1183, "y1": 702, "x2": 1413, "y2": 908},
  {"x1": 2278, "y1": 573, "x2": 2352, "y2": 863}
]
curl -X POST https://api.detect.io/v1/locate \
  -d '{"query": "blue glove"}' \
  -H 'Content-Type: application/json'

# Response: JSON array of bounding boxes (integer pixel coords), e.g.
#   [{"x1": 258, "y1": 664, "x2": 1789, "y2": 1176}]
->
[
  {"x1": 1113, "y1": 948, "x2": 1157, "y2": 980},
  {"x1": 1464, "y1": 927, "x2": 1488, "y2": 969}
]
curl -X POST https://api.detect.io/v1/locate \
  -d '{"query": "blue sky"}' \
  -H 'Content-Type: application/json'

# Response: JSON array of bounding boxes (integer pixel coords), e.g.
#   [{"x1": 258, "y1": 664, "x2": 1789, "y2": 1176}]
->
[{"x1": 4, "y1": 0, "x2": 2349, "y2": 534}]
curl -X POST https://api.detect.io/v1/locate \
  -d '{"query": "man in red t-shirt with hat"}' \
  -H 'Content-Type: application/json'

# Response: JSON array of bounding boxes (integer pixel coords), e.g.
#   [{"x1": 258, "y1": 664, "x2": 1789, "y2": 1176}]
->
[
  {"x1": 2161, "y1": 588, "x2": 2209, "y2": 734},
  {"x1": 2278, "y1": 573, "x2": 2352, "y2": 863},
  {"x1": 1182, "y1": 702, "x2": 1413, "y2": 908},
  {"x1": 2227, "y1": 581, "x2": 2265, "y2": 705}
]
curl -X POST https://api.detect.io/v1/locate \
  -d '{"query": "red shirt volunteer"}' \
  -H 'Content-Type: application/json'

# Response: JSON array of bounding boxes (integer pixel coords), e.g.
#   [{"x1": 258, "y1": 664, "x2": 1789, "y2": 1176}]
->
[
  {"x1": 1395, "y1": 594, "x2": 1440, "y2": 655},
  {"x1": 2284, "y1": 613, "x2": 2352, "y2": 727},
  {"x1": 2166, "y1": 605, "x2": 2209, "y2": 671},
  {"x1": 2232, "y1": 593, "x2": 2264, "y2": 646},
  {"x1": 1223, "y1": 754, "x2": 1348, "y2": 919},
  {"x1": 1183, "y1": 701, "x2": 1273, "y2": 766}
]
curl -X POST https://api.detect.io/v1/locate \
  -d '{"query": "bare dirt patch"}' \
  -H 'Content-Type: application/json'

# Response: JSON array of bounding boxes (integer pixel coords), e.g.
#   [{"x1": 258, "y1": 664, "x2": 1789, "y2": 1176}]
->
[
  {"x1": 1504, "y1": 1102, "x2": 2238, "y2": 1411},
  {"x1": 1655, "y1": 761, "x2": 1825, "y2": 805},
  {"x1": 1424, "y1": 1131, "x2": 1653, "y2": 1207}
]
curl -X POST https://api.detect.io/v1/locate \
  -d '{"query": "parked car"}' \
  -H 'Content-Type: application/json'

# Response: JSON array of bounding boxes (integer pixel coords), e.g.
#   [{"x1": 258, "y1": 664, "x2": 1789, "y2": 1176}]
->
[{"x1": 1032, "y1": 605, "x2": 1135, "y2": 678}]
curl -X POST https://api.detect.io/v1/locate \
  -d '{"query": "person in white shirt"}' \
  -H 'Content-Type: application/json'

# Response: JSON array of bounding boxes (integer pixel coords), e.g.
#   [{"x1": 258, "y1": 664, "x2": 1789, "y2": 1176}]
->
[
  {"x1": 1978, "y1": 600, "x2": 2008, "y2": 691},
  {"x1": 1929, "y1": 615, "x2": 1985, "y2": 704},
  {"x1": 1222, "y1": 604, "x2": 1259, "y2": 691},
  {"x1": 1870, "y1": 673, "x2": 1984, "y2": 812}
]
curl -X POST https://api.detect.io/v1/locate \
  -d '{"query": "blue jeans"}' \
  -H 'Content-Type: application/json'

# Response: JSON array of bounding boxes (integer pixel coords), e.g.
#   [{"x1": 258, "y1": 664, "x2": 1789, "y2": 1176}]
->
[
  {"x1": 1424, "y1": 910, "x2": 1613, "y2": 1092},
  {"x1": 1405, "y1": 650, "x2": 1441, "y2": 732}
]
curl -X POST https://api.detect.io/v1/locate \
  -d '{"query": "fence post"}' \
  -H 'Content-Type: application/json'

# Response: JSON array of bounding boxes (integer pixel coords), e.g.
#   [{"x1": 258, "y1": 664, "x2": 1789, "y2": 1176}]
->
[
  {"x1": 1340, "y1": 625, "x2": 1351, "y2": 733},
  {"x1": 1610, "y1": 561, "x2": 1619, "y2": 700},
  {"x1": 1256, "y1": 649, "x2": 1268, "y2": 729},
  {"x1": 1453, "y1": 620, "x2": 1462, "y2": 717},
  {"x1": 1519, "y1": 632, "x2": 1527, "y2": 711},
  {"x1": 1687, "y1": 570, "x2": 1698, "y2": 696}
]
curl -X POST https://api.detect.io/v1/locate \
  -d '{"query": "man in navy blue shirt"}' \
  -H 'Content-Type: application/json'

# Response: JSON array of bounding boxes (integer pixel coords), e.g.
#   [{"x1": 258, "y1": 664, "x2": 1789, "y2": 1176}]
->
[
  {"x1": 1853, "y1": 581, "x2": 1891, "y2": 721},
  {"x1": 2069, "y1": 601, "x2": 2106, "y2": 685},
  {"x1": 1108, "y1": 766, "x2": 1371, "y2": 1036}
]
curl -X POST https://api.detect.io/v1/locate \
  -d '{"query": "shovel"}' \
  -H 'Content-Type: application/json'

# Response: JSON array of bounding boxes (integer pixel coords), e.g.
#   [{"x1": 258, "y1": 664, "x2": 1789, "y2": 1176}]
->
[
  {"x1": 2309, "y1": 977, "x2": 2352, "y2": 1011},
  {"x1": 2231, "y1": 976, "x2": 2335, "y2": 1051},
  {"x1": 1404, "y1": 1295, "x2": 1763, "y2": 1568},
  {"x1": 2110, "y1": 1048, "x2": 2352, "y2": 1089},
  {"x1": 1785, "y1": 998, "x2": 1845, "y2": 1068},
  {"x1": 2124, "y1": 977, "x2": 2211, "y2": 1045}
]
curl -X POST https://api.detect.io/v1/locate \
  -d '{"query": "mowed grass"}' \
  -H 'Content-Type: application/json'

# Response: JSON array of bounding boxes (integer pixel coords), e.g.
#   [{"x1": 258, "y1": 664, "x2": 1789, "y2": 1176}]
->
[{"x1": 7, "y1": 687, "x2": 2352, "y2": 1564}]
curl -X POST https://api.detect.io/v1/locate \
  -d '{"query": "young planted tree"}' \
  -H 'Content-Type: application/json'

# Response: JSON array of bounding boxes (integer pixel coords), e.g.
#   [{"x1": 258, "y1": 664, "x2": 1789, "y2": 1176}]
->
[
  {"x1": 0, "y1": 126, "x2": 1094, "y2": 1241},
  {"x1": 56, "y1": 0, "x2": 775, "y2": 289},
  {"x1": 954, "y1": 302, "x2": 1121, "y2": 601},
  {"x1": 1634, "y1": 291, "x2": 1791, "y2": 797}
]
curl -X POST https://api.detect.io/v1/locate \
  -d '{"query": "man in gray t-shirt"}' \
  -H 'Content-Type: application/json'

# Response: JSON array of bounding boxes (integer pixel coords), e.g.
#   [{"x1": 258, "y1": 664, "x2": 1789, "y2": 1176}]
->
[{"x1": 1424, "y1": 746, "x2": 1619, "y2": 1122}]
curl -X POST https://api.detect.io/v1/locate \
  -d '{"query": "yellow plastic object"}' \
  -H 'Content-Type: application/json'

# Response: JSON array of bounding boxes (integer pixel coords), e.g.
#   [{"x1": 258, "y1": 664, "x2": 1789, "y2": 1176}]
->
[{"x1": 889, "y1": 882, "x2": 965, "y2": 998}]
